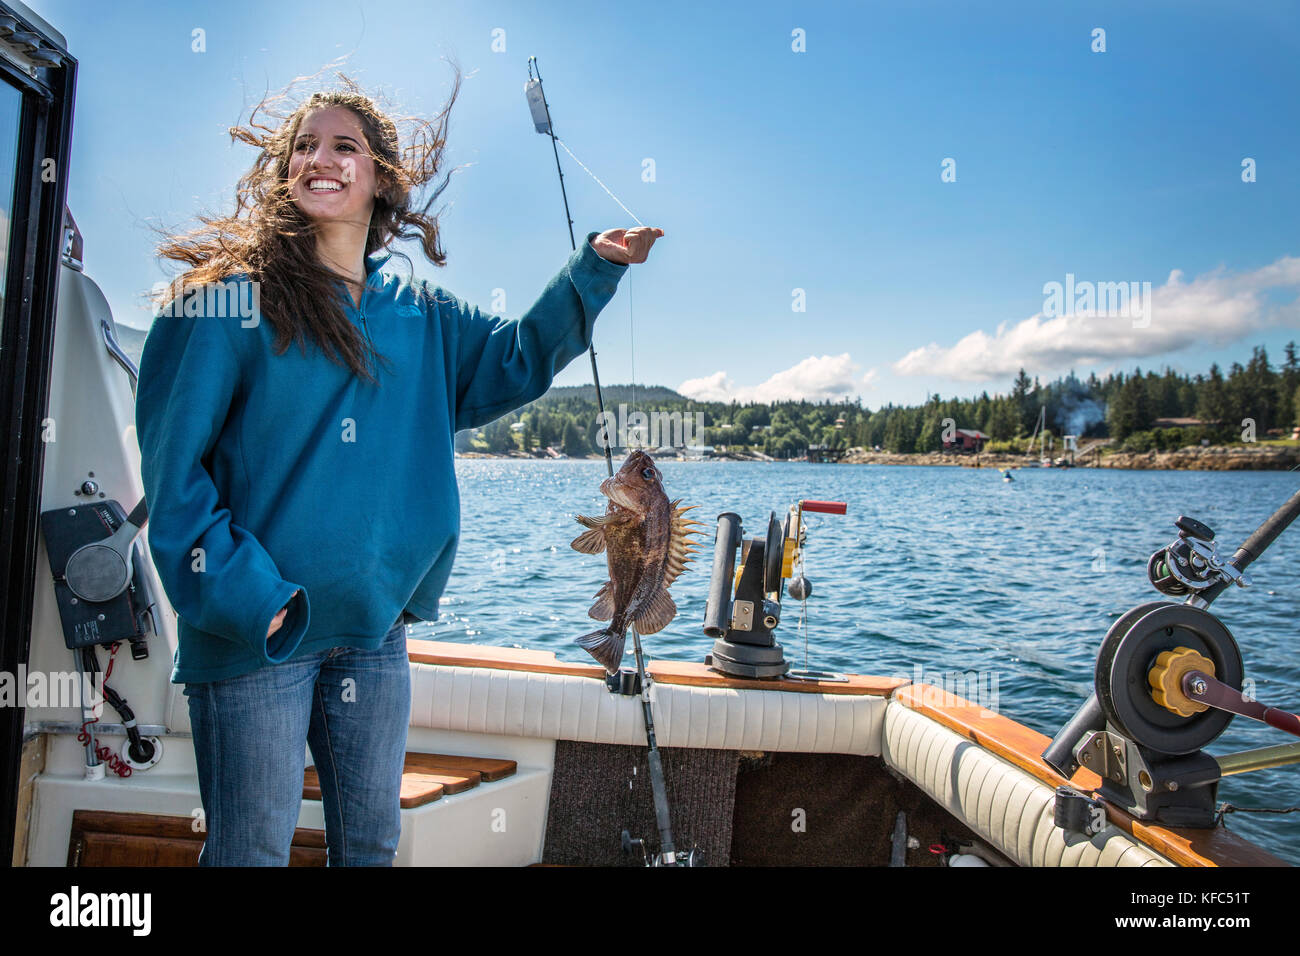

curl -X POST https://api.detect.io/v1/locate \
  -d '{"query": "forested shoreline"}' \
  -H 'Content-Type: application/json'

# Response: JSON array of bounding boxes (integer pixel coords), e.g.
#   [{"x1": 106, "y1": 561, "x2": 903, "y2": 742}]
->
[{"x1": 455, "y1": 344, "x2": 1300, "y2": 460}]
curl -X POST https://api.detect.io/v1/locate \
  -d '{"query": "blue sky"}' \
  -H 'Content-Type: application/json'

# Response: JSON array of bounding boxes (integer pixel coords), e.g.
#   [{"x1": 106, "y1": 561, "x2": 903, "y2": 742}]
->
[{"x1": 28, "y1": 0, "x2": 1300, "y2": 407}]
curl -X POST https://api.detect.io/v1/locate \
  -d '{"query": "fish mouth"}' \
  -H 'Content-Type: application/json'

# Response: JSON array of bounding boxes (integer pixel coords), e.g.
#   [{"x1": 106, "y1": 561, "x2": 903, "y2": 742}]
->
[{"x1": 600, "y1": 476, "x2": 640, "y2": 512}]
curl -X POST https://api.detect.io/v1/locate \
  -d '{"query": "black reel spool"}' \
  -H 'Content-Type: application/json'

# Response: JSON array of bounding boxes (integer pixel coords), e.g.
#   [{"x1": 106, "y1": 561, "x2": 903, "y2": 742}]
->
[
  {"x1": 1147, "y1": 516, "x2": 1217, "y2": 597},
  {"x1": 1095, "y1": 602, "x2": 1243, "y2": 755},
  {"x1": 764, "y1": 512, "x2": 784, "y2": 595}
]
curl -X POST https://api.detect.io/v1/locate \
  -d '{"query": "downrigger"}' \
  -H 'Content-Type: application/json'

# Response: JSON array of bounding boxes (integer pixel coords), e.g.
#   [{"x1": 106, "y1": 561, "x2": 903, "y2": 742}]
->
[
  {"x1": 1044, "y1": 488, "x2": 1300, "y2": 828},
  {"x1": 703, "y1": 498, "x2": 847, "y2": 680}
]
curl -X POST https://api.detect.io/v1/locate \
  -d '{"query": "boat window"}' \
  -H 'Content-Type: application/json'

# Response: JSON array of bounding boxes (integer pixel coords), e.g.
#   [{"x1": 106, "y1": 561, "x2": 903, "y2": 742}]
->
[{"x1": 0, "y1": 80, "x2": 19, "y2": 320}]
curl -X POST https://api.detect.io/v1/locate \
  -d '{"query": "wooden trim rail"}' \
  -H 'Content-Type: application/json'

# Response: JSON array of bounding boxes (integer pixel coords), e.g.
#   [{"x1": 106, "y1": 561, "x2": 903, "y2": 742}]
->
[
  {"x1": 893, "y1": 684, "x2": 1288, "y2": 868},
  {"x1": 407, "y1": 639, "x2": 905, "y2": 695}
]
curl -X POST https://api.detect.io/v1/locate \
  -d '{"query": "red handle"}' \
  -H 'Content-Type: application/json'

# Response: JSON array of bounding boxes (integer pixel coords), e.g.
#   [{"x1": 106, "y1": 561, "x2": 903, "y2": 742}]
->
[{"x1": 801, "y1": 500, "x2": 847, "y2": 515}]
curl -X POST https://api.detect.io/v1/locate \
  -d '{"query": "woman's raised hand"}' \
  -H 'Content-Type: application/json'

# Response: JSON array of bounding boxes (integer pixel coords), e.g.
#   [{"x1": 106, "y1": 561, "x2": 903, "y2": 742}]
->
[{"x1": 589, "y1": 226, "x2": 664, "y2": 265}]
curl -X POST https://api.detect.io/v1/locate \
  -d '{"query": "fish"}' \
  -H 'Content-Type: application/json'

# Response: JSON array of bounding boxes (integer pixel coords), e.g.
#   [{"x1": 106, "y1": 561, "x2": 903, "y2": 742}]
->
[{"x1": 569, "y1": 450, "x2": 705, "y2": 673}]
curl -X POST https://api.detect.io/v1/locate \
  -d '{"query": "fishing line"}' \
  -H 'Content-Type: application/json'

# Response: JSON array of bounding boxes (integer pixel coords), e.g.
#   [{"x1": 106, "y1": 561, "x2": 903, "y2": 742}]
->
[
  {"x1": 554, "y1": 138, "x2": 644, "y2": 227},
  {"x1": 629, "y1": 273, "x2": 636, "y2": 425},
  {"x1": 554, "y1": 136, "x2": 644, "y2": 439}
]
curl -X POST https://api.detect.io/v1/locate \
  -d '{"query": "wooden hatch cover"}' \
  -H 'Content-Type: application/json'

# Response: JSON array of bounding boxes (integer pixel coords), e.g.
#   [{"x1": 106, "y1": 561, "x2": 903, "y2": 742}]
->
[
  {"x1": 303, "y1": 752, "x2": 518, "y2": 809},
  {"x1": 68, "y1": 810, "x2": 326, "y2": 867}
]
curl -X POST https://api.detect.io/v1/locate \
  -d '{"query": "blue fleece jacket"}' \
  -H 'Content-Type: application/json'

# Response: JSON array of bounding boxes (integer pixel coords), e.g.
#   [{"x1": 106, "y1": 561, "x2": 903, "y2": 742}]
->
[{"x1": 135, "y1": 232, "x2": 627, "y2": 683}]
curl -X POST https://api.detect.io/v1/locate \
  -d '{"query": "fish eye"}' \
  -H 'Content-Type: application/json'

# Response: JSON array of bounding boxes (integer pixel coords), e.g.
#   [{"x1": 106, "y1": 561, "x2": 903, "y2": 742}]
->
[{"x1": 641, "y1": 467, "x2": 655, "y2": 480}]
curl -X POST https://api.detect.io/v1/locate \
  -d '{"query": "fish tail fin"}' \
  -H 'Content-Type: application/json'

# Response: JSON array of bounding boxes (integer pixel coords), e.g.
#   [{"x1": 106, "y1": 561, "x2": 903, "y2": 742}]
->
[{"x1": 575, "y1": 627, "x2": 625, "y2": 674}]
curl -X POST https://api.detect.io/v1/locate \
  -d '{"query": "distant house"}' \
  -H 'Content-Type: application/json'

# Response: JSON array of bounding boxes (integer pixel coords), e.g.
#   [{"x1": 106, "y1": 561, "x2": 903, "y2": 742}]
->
[
  {"x1": 807, "y1": 443, "x2": 847, "y2": 463},
  {"x1": 942, "y1": 428, "x2": 989, "y2": 453},
  {"x1": 1153, "y1": 417, "x2": 1212, "y2": 428}
]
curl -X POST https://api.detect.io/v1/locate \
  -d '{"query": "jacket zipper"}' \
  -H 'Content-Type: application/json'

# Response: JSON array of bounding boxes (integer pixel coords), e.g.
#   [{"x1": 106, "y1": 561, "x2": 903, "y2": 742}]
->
[{"x1": 355, "y1": 281, "x2": 372, "y2": 350}]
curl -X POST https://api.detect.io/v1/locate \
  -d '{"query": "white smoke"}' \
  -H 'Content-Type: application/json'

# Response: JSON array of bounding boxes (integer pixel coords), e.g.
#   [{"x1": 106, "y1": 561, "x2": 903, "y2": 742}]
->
[{"x1": 1055, "y1": 386, "x2": 1107, "y2": 435}]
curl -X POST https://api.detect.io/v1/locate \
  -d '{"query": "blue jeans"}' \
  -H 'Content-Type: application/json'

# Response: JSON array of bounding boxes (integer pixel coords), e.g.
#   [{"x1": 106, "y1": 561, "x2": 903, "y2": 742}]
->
[{"x1": 183, "y1": 618, "x2": 411, "y2": 866}]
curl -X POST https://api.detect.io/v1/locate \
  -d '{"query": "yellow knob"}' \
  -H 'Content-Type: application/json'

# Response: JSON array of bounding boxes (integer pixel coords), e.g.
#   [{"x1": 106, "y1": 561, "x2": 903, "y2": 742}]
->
[{"x1": 1147, "y1": 646, "x2": 1215, "y2": 718}]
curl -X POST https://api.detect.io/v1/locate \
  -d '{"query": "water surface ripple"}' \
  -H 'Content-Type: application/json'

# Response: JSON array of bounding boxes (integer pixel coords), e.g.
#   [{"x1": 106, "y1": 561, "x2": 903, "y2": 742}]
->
[{"x1": 423, "y1": 460, "x2": 1300, "y2": 863}]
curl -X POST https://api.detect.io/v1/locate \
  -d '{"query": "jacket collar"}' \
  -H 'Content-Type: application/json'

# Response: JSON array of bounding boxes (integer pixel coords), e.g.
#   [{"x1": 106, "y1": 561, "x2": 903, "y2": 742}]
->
[{"x1": 365, "y1": 248, "x2": 393, "y2": 275}]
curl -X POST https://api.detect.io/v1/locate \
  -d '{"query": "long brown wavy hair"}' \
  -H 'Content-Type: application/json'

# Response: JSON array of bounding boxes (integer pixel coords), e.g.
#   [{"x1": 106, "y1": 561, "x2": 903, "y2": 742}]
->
[{"x1": 154, "y1": 69, "x2": 462, "y2": 383}]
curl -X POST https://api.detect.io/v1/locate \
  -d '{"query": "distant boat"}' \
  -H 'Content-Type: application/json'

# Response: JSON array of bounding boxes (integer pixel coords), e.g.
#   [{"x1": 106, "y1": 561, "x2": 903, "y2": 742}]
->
[{"x1": 1025, "y1": 407, "x2": 1054, "y2": 467}]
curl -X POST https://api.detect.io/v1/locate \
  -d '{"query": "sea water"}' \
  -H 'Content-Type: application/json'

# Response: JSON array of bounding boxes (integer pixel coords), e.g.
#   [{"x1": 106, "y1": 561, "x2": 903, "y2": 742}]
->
[{"x1": 425, "y1": 459, "x2": 1300, "y2": 864}]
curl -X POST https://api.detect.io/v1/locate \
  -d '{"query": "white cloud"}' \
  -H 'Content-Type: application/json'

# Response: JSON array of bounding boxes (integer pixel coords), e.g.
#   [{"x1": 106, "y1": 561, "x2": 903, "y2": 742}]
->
[
  {"x1": 894, "y1": 257, "x2": 1300, "y2": 381},
  {"x1": 678, "y1": 353, "x2": 874, "y2": 403}
]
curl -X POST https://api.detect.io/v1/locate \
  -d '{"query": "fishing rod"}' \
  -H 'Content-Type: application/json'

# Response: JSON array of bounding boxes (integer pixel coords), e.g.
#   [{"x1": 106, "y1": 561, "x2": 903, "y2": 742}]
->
[
  {"x1": 525, "y1": 56, "x2": 615, "y2": 480},
  {"x1": 527, "y1": 57, "x2": 689, "y2": 865}
]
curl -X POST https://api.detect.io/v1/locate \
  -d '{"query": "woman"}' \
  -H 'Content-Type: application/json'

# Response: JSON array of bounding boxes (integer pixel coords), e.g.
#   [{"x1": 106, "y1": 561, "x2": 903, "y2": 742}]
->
[{"x1": 135, "y1": 74, "x2": 662, "y2": 866}]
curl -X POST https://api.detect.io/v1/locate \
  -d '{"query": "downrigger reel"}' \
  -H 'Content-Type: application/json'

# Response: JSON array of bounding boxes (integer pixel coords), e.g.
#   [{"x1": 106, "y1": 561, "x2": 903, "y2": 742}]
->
[
  {"x1": 1043, "y1": 489, "x2": 1300, "y2": 828},
  {"x1": 702, "y1": 499, "x2": 847, "y2": 679}
]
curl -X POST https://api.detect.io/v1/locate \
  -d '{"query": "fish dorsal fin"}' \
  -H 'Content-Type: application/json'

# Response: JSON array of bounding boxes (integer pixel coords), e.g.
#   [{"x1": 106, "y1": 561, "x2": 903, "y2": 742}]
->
[
  {"x1": 663, "y1": 499, "x2": 705, "y2": 588},
  {"x1": 633, "y1": 587, "x2": 677, "y2": 635},
  {"x1": 588, "y1": 581, "x2": 615, "y2": 621}
]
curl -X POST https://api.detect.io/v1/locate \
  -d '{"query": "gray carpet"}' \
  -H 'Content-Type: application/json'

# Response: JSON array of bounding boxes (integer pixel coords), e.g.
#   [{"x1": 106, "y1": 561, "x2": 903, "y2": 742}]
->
[
  {"x1": 729, "y1": 752, "x2": 985, "y2": 866},
  {"x1": 543, "y1": 741, "x2": 739, "y2": 866}
]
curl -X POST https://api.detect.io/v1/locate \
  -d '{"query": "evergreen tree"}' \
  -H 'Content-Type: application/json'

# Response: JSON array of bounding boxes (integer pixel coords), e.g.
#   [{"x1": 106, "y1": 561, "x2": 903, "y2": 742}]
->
[
  {"x1": 1278, "y1": 343, "x2": 1300, "y2": 426},
  {"x1": 988, "y1": 400, "x2": 1018, "y2": 441},
  {"x1": 916, "y1": 413, "x2": 943, "y2": 452},
  {"x1": 483, "y1": 418, "x2": 515, "y2": 454},
  {"x1": 1196, "y1": 363, "x2": 1231, "y2": 431},
  {"x1": 561, "y1": 419, "x2": 591, "y2": 457},
  {"x1": 1109, "y1": 374, "x2": 1153, "y2": 440}
]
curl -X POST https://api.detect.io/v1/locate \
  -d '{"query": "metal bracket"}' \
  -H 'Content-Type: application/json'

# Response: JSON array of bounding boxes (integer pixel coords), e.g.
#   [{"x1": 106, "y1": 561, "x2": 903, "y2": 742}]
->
[
  {"x1": 730, "y1": 600, "x2": 753, "y2": 631},
  {"x1": 1076, "y1": 730, "x2": 1127, "y2": 784}
]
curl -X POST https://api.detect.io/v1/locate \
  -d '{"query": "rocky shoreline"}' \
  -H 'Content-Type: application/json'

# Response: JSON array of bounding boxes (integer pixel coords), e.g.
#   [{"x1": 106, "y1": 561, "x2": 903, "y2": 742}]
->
[
  {"x1": 1087, "y1": 445, "x2": 1300, "y2": 471},
  {"x1": 457, "y1": 445, "x2": 1300, "y2": 471},
  {"x1": 840, "y1": 445, "x2": 1300, "y2": 471}
]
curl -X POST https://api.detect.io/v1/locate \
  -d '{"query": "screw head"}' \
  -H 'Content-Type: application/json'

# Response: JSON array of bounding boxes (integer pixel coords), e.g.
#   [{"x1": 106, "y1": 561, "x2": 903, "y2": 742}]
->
[{"x1": 1190, "y1": 677, "x2": 1208, "y2": 696}]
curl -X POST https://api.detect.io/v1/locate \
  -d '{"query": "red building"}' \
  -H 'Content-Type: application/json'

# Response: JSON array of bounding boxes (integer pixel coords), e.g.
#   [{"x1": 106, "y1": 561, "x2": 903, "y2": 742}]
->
[{"x1": 943, "y1": 428, "x2": 989, "y2": 453}]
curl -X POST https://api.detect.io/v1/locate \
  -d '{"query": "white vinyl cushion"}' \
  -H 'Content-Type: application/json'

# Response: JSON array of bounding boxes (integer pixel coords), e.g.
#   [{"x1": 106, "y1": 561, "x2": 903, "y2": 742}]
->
[
  {"x1": 881, "y1": 700, "x2": 1174, "y2": 867},
  {"x1": 409, "y1": 662, "x2": 887, "y2": 755}
]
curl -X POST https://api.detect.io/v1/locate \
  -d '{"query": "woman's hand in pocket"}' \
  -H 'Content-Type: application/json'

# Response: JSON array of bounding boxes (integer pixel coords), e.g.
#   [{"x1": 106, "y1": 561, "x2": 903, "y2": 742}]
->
[{"x1": 268, "y1": 590, "x2": 300, "y2": 639}]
